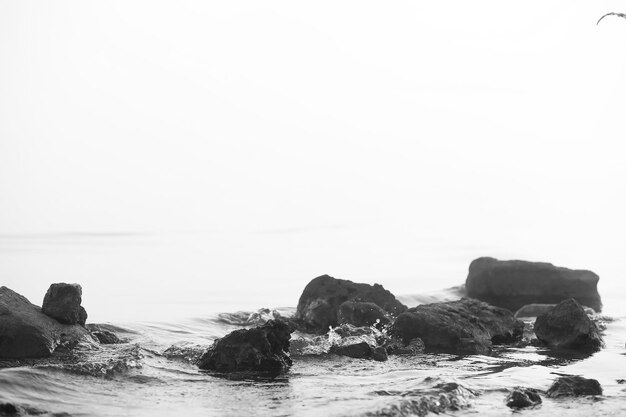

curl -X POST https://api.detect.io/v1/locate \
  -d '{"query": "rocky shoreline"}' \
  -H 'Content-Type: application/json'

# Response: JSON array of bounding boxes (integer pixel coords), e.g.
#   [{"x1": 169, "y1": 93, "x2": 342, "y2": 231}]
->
[{"x1": 0, "y1": 257, "x2": 610, "y2": 414}]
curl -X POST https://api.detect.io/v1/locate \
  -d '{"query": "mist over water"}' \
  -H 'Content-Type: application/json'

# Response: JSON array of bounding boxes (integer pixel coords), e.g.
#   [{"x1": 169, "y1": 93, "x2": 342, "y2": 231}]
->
[{"x1": 2, "y1": 230, "x2": 625, "y2": 322}]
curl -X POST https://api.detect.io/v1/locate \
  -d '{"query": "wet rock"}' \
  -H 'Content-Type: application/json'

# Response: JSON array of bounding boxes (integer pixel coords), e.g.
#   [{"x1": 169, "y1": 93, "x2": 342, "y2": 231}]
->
[
  {"x1": 0, "y1": 286, "x2": 95, "y2": 359},
  {"x1": 197, "y1": 320, "x2": 293, "y2": 373},
  {"x1": 390, "y1": 298, "x2": 523, "y2": 355},
  {"x1": 42, "y1": 283, "x2": 87, "y2": 326},
  {"x1": 0, "y1": 403, "x2": 19, "y2": 416},
  {"x1": 90, "y1": 330, "x2": 120, "y2": 345},
  {"x1": 337, "y1": 301, "x2": 391, "y2": 329},
  {"x1": 534, "y1": 298, "x2": 603, "y2": 352},
  {"x1": 466, "y1": 257, "x2": 602, "y2": 312},
  {"x1": 295, "y1": 275, "x2": 406, "y2": 333},
  {"x1": 506, "y1": 387, "x2": 542, "y2": 408},
  {"x1": 385, "y1": 337, "x2": 425, "y2": 355},
  {"x1": 546, "y1": 375, "x2": 602, "y2": 398},
  {"x1": 329, "y1": 341, "x2": 388, "y2": 361}
]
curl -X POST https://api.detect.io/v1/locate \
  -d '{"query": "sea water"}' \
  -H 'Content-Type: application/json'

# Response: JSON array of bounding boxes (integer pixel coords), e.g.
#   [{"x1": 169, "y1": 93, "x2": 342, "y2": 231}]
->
[{"x1": 1, "y1": 231, "x2": 625, "y2": 416}]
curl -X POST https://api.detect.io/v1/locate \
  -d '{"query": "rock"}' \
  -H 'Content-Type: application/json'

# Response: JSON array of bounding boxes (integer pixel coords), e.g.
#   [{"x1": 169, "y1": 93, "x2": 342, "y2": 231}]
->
[
  {"x1": 390, "y1": 298, "x2": 523, "y2": 355},
  {"x1": 337, "y1": 301, "x2": 391, "y2": 329},
  {"x1": 534, "y1": 298, "x2": 603, "y2": 352},
  {"x1": 0, "y1": 403, "x2": 19, "y2": 416},
  {"x1": 329, "y1": 341, "x2": 388, "y2": 361},
  {"x1": 42, "y1": 283, "x2": 87, "y2": 325},
  {"x1": 0, "y1": 287, "x2": 95, "y2": 359},
  {"x1": 385, "y1": 337, "x2": 425, "y2": 355},
  {"x1": 295, "y1": 275, "x2": 407, "y2": 333},
  {"x1": 197, "y1": 320, "x2": 292, "y2": 373},
  {"x1": 506, "y1": 387, "x2": 542, "y2": 408},
  {"x1": 466, "y1": 257, "x2": 602, "y2": 312},
  {"x1": 546, "y1": 375, "x2": 602, "y2": 398},
  {"x1": 91, "y1": 330, "x2": 120, "y2": 345}
]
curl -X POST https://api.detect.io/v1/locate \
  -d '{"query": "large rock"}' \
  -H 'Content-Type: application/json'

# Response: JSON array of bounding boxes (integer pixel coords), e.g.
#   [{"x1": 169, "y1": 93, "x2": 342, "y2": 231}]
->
[
  {"x1": 0, "y1": 286, "x2": 94, "y2": 359},
  {"x1": 295, "y1": 275, "x2": 407, "y2": 333},
  {"x1": 390, "y1": 298, "x2": 524, "y2": 355},
  {"x1": 197, "y1": 320, "x2": 292, "y2": 373},
  {"x1": 466, "y1": 257, "x2": 602, "y2": 312},
  {"x1": 546, "y1": 375, "x2": 602, "y2": 397},
  {"x1": 534, "y1": 298, "x2": 603, "y2": 352},
  {"x1": 42, "y1": 283, "x2": 87, "y2": 326}
]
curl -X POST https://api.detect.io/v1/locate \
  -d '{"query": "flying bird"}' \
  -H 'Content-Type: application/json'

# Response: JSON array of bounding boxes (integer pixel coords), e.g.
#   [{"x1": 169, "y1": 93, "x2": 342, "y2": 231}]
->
[{"x1": 597, "y1": 12, "x2": 626, "y2": 25}]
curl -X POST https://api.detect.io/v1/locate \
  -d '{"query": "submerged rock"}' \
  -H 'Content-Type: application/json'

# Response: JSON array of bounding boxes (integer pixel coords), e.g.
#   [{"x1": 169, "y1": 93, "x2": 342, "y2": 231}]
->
[
  {"x1": 534, "y1": 298, "x2": 603, "y2": 352},
  {"x1": 369, "y1": 381, "x2": 477, "y2": 417},
  {"x1": 42, "y1": 283, "x2": 87, "y2": 326},
  {"x1": 295, "y1": 275, "x2": 406, "y2": 333},
  {"x1": 337, "y1": 301, "x2": 390, "y2": 329},
  {"x1": 385, "y1": 337, "x2": 425, "y2": 355},
  {"x1": 390, "y1": 298, "x2": 523, "y2": 355},
  {"x1": 506, "y1": 387, "x2": 542, "y2": 408},
  {"x1": 329, "y1": 341, "x2": 388, "y2": 361},
  {"x1": 197, "y1": 320, "x2": 292, "y2": 373},
  {"x1": 466, "y1": 257, "x2": 602, "y2": 312},
  {"x1": 0, "y1": 286, "x2": 95, "y2": 359},
  {"x1": 546, "y1": 375, "x2": 602, "y2": 398}
]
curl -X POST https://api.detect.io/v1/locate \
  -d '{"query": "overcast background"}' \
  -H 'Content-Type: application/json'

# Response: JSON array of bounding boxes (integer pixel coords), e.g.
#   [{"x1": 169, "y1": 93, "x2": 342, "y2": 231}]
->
[{"x1": 1, "y1": 2, "x2": 625, "y2": 319}]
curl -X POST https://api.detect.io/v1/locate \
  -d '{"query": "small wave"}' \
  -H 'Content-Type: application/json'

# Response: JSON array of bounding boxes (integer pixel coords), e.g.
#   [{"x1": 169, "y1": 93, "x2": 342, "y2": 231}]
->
[
  {"x1": 398, "y1": 285, "x2": 466, "y2": 308},
  {"x1": 291, "y1": 323, "x2": 385, "y2": 356},
  {"x1": 214, "y1": 307, "x2": 295, "y2": 327},
  {"x1": 368, "y1": 378, "x2": 478, "y2": 417}
]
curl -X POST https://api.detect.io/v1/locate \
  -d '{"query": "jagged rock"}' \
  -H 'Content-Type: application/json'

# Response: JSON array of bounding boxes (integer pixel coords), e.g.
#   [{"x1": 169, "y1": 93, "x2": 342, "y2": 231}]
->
[
  {"x1": 547, "y1": 375, "x2": 602, "y2": 397},
  {"x1": 534, "y1": 298, "x2": 603, "y2": 352},
  {"x1": 295, "y1": 275, "x2": 406, "y2": 333},
  {"x1": 42, "y1": 283, "x2": 87, "y2": 326},
  {"x1": 337, "y1": 301, "x2": 391, "y2": 329},
  {"x1": 329, "y1": 341, "x2": 388, "y2": 361},
  {"x1": 197, "y1": 320, "x2": 292, "y2": 373},
  {"x1": 0, "y1": 286, "x2": 95, "y2": 359},
  {"x1": 390, "y1": 298, "x2": 523, "y2": 355},
  {"x1": 385, "y1": 337, "x2": 425, "y2": 355},
  {"x1": 506, "y1": 387, "x2": 542, "y2": 408},
  {"x1": 466, "y1": 257, "x2": 602, "y2": 312}
]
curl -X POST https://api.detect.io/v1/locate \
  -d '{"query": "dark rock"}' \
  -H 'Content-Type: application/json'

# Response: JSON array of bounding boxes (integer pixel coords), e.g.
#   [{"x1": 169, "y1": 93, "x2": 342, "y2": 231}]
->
[
  {"x1": 91, "y1": 330, "x2": 120, "y2": 345},
  {"x1": 329, "y1": 341, "x2": 388, "y2": 361},
  {"x1": 466, "y1": 257, "x2": 602, "y2": 312},
  {"x1": 534, "y1": 298, "x2": 603, "y2": 352},
  {"x1": 0, "y1": 403, "x2": 19, "y2": 416},
  {"x1": 390, "y1": 298, "x2": 523, "y2": 355},
  {"x1": 337, "y1": 301, "x2": 391, "y2": 329},
  {"x1": 197, "y1": 320, "x2": 292, "y2": 373},
  {"x1": 42, "y1": 283, "x2": 87, "y2": 326},
  {"x1": 295, "y1": 275, "x2": 407, "y2": 333},
  {"x1": 506, "y1": 387, "x2": 542, "y2": 408},
  {"x1": 546, "y1": 375, "x2": 602, "y2": 397},
  {"x1": 385, "y1": 337, "x2": 425, "y2": 355},
  {"x1": 0, "y1": 286, "x2": 95, "y2": 359}
]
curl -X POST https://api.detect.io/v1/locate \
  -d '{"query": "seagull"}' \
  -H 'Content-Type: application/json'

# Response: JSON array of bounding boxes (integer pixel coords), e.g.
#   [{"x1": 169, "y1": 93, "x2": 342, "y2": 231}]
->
[{"x1": 597, "y1": 12, "x2": 626, "y2": 25}]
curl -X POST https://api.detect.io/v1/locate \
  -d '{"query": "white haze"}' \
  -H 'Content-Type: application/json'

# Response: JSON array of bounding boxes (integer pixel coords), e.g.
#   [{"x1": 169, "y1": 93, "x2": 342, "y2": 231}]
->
[{"x1": 1, "y1": 1, "x2": 625, "y2": 320}]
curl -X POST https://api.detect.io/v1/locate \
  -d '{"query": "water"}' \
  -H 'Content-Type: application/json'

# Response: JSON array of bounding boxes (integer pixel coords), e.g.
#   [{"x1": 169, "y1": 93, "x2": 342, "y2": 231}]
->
[{"x1": 1, "y1": 232, "x2": 626, "y2": 416}]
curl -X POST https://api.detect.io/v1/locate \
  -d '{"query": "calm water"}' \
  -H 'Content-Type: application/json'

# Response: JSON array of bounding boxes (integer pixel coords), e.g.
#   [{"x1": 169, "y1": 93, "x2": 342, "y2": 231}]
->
[{"x1": 1, "y1": 232, "x2": 625, "y2": 416}]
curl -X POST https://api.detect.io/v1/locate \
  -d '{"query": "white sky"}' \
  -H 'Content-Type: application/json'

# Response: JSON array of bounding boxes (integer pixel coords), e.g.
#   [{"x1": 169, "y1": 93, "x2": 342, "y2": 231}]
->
[{"x1": 1, "y1": 1, "x2": 625, "y2": 245}]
